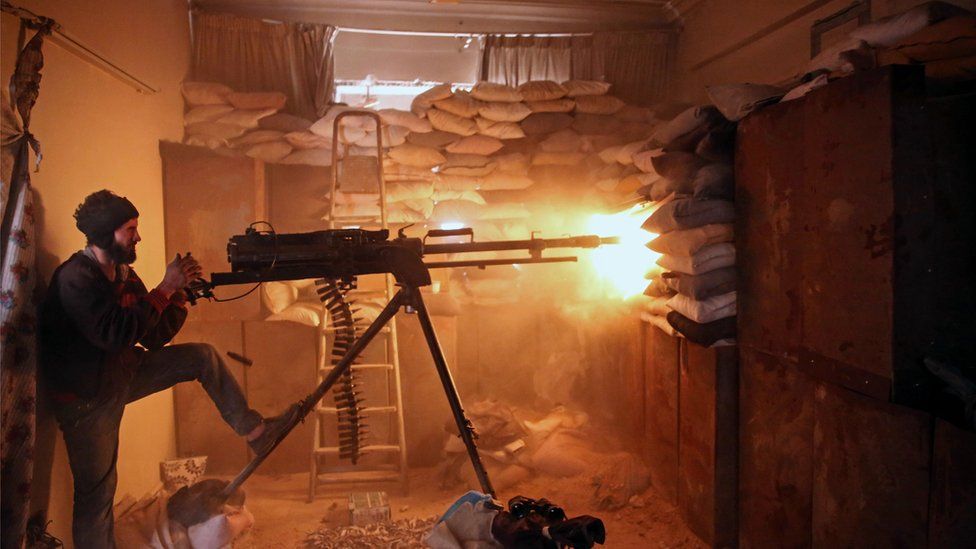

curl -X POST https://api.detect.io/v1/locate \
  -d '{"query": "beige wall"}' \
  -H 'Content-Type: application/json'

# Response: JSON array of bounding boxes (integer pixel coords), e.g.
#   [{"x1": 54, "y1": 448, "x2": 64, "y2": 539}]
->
[
  {"x1": 1, "y1": 0, "x2": 190, "y2": 545},
  {"x1": 671, "y1": 0, "x2": 976, "y2": 102}
]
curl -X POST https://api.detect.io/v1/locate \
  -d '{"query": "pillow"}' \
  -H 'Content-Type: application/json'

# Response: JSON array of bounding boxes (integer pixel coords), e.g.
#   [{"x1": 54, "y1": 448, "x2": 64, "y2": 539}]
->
[
  {"x1": 267, "y1": 302, "x2": 322, "y2": 327},
  {"x1": 280, "y1": 148, "x2": 332, "y2": 166},
  {"x1": 479, "y1": 171, "x2": 534, "y2": 190},
  {"x1": 443, "y1": 153, "x2": 492, "y2": 168},
  {"x1": 433, "y1": 91, "x2": 483, "y2": 119},
  {"x1": 378, "y1": 109, "x2": 433, "y2": 133},
  {"x1": 526, "y1": 98, "x2": 576, "y2": 113},
  {"x1": 572, "y1": 113, "x2": 622, "y2": 135},
  {"x1": 431, "y1": 188, "x2": 486, "y2": 205},
  {"x1": 662, "y1": 266, "x2": 737, "y2": 300},
  {"x1": 632, "y1": 148, "x2": 663, "y2": 174},
  {"x1": 562, "y1": 80, "x2": 611, "y2": 97},
  {"x1": 185, "y1": 122, "x2": 247, "y2": 140},
  {"x1": 475, "y1": 118, "x2": 527, "y2": 140},
  {"x1": 648, "y1": 223, "x2": 734, "y2": 256},
  {"x1": 692, "y1": 164, "x2": 734, "y2": 200},
  {"x1": 427, "y1": 108, "x2": 478, "y2": 136},
  {"x1": 388, "y1": 143, "x2": 446, "y2": 168},
  {"x1": 259, "y1": 112, "x2": 314, "y2": 133},
  {"x1": 226, "y1": 91, "x2": 287, "y2": 111},
  {"x1": 643, "y1": 198, "x2": 735, "y2": 233},
  {"x1": 438, "y1": 163, "x2": 497, "y2": 177},
  {"x1": 478, "y1": 102, "x2": 532, "y2": 123},
  {"x1": 667, "y1": 291, "x2": 737, "y2": 323},
  {"x1": 405, "y1": 131, "x2": 457, "y2": 151},
  {"x1": 706, "y1": 83, "x2": 785, "y2": 122},
  {"x1": 492, "y1": 152, "x2": 530, "y2": 173},
  {"x1": 185, "y1": 105, "x2": 235, "y2": 125},
  {"x1": 574, "y1": 95, "x2": 625, "y2": 115},
  {"x1": 230, "y1": 130, "x2": 285, "y2": 147},
  {"x1": 470, "y1": 82, "x2": 523, "y2": 102},
  {"x1": 285, "y1": 131, "x2": 332, "y2": 150},
  {"x1": 181, "y1": 81, "x2": 233, "y2": 106},
  {"x1": 262, "y1": 281, "x2": 298, "y2": 314},
  {"x1": 539, "y1": 129, "x2": 583, "y2": 153},
  {"x1": 245, "y1": 140, "x2": 293, "y2": 162},
  {"x1": 532, "y1": 151, "x2": 586, "y2": 166},
  {"x1": 435, "y1": 174, "x2": 482, "y2": 192},
  {"x1": 446, "y1": 135, "x2": 504, "y2": 155},
  {"x1": 387, "y1": 180, "x2": 434, "y2": 201},
  {"x1": 411, "y1": 83, "x2": 454, "y2": 117},
  {"x1": 517, "y1": 80, "x2": 568, "y2": 101},
  {"x1": 656, "y1": 243, "x2": 736, "y2": 275},
  {"x1": 520, "y1": 113, "x2": 574, "y2": 135},
  {"x1": 184, "y1": 134, "x2": 227, "y2": 149}
]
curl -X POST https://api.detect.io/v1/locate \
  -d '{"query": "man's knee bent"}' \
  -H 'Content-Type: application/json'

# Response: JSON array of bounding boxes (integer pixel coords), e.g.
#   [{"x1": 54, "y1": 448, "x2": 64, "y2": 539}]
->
[{"x1": 181, "y1": 342, "x2": 223, "y2": 378}]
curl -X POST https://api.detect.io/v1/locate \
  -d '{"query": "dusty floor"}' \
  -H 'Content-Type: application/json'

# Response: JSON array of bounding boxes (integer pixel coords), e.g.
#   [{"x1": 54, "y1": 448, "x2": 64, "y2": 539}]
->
[{"x1": 233, "y1": 466, "x2": 706, "y2": 548}]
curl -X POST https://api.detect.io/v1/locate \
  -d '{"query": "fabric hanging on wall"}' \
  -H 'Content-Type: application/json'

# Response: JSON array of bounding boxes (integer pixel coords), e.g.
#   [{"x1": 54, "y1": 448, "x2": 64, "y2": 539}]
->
[
  {"x1": 191, "y1": 11, "x2": 338, "y2": 119},
  {"x1": 480, "y1": 31, "x2": 674, "y2": 105},
  {"x1": 1, "y1": 20, "x2": 50, "y2": 549}
]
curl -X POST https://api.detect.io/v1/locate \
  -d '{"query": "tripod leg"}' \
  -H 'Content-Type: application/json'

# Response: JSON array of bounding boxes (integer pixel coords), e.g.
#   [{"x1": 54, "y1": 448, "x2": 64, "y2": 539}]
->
[
  {"x1": 223, "y1": 287, "x2": 408, "y2": 496},
  {"x1": 409, "y1": 288, "x2": 496, "y2": 497}
]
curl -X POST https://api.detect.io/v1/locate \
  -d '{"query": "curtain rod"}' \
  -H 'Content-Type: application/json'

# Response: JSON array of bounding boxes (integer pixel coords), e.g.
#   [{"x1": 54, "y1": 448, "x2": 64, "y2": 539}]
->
[
  {"x1": 336, "y1": 27, "x2": 591, "y2": 38},
  {"x1": 1, "y1": 1, "x2": 159, "y2": 94}
]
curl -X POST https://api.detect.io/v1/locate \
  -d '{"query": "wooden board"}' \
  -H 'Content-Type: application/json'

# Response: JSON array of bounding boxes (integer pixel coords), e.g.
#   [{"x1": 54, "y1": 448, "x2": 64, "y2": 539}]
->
[
  {"x1": 265, "y1": 163, "x2": 332, "y2": 234},
  {"x1": 678, "y1": 341, "x2": 737, "y2": 548},
  {"x1": 397, "y1": 313, "x2": 459, "y2": 467},
  {"x1": 738, "y1": 347, "x2": 814, "y2": 549},
  {"x1": 159, "y1": 142, "x2": 263, "y2": 321},
  {"x1": 811, "y1": 382, "x2": 932, "y2": 547},
  {"x1": 171, "y1": 320, "x2": 248, "y2": 474},
  {"x1": 642, "y1": 324, "x2": 680, "y2": 504},
  {"x1": 243, "y1": 320, "x2": 318, "y2": 474}
]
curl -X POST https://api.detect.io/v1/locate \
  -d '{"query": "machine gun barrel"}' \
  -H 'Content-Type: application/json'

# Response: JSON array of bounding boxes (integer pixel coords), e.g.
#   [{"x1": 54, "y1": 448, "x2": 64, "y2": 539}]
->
[{"x1": 423, "y1": 234, "x2": 618, "y2": 256}]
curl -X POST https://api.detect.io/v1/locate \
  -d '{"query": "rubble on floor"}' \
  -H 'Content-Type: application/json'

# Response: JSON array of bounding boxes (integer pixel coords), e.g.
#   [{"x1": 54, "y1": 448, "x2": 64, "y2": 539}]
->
[{"x1": 303, "y1": 516, "x2": 439, "y2": 548}]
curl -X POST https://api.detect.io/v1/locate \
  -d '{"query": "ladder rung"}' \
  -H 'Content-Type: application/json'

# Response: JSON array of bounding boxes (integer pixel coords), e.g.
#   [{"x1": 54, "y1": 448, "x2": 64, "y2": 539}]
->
[
  {"x1": 314, "y1": 469, "x2": 402, "y2": 484},
  {"x1": 316, "y1": 405, "x2": 397, "y2": 414},
  {"x1": 314, "y1": 444, "x2": 401, "y2": 455},
  {"x1": 319, "y1": 363, "x2": 394, "y2": 373}
]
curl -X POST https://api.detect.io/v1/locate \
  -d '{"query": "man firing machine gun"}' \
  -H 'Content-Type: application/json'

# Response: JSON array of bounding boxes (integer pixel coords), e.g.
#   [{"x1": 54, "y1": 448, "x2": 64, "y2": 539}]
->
[{"x1": 174, "y1": 224, "x2": 616, "y2": 547}]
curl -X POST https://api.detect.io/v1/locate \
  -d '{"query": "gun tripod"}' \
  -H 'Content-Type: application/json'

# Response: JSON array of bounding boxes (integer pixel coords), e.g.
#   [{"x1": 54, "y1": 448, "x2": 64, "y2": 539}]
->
[{"x1": 222, "y1": 283, "x2": 494, "y2": 498}]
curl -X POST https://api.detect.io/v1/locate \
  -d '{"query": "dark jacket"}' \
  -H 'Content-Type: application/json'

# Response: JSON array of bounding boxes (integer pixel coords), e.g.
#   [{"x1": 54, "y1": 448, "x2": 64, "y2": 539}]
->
[{"x1": 40, "y1": 250, "x2": 187, "y2": 402}]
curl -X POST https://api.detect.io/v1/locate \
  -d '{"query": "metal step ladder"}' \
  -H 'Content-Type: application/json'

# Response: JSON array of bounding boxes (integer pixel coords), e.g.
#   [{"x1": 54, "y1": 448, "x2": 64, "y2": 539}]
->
[{"x1": 308, "y1": 110, "x2": 409, "y2": 501}]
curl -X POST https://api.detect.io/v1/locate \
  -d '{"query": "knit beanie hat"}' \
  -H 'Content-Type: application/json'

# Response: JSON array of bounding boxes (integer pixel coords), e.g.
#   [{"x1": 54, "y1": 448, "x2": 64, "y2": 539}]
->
[{"x1": 74, "y1": 190, "x2": 139, "y2": 249}]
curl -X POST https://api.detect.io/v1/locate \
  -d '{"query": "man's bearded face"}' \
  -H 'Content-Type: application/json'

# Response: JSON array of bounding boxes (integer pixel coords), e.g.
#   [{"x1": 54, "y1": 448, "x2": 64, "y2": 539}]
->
[{"x1": 110, "y1": 218, "x2": 140, "y2": 264}]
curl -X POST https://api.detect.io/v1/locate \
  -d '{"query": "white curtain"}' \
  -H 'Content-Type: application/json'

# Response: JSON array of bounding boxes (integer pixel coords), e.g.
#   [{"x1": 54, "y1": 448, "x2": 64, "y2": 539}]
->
[{"x1": 191, "y1": 11, "x2": 338, "y2": 119}]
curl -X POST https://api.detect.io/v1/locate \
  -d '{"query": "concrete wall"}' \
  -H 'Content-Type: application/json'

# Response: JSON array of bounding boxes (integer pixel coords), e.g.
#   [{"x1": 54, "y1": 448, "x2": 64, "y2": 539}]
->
[
  {"x1": 671, "y1": 0, "x2": 976, "y2": 102},
  {"x1": 1, "y1": 0, "x2": 190, "y2": 545}
]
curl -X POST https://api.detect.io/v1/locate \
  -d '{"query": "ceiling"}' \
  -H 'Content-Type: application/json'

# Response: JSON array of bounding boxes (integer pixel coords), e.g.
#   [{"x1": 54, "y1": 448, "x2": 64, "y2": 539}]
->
[{"x1": 190, "y1": 0, "x2": 690, "y2": 33}]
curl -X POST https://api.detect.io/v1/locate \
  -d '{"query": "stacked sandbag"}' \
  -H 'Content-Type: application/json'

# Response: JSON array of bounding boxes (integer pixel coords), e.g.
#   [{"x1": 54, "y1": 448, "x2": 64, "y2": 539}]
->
[
  {"x1": 637, "y1": 104, "x2": 739, "y2": 347},
  {"x1": 182, "y1": 82, "x2": 294, "y2": 160}
]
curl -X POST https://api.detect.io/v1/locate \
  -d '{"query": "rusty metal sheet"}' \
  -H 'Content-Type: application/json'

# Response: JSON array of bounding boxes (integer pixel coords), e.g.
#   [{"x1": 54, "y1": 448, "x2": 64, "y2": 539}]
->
[
  {"x1": 929, "y1": 419, "x2": 976, "y2": 547},
  {"x1": 738, "y1": 347, "x2": 814, "y2": 549},
  {"x1": 812, "y1": 381, "x2": 932, "y2": 547},
  {"x1": 171, "y1": 320, "x2": 249, "y2": 474},
  {"x1": 734, "y1": 99, "x2": 804, "y2": 358},
  {"x1": 678, "y1": 341, "x2": 738, "y2": 547},
  {"x1": 643, "y1": 324, "x2": 680, "y2": 504}
]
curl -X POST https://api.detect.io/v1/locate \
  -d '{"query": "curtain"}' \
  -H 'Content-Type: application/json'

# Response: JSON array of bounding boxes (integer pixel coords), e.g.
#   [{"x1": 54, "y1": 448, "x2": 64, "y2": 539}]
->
[
  {"x1": 480, "y1": 31, "x2": 675, "y2": 106},
  {"x1": 1, "y1": 20, "x2": 49, "y2": 549},
  {"x1": 191, "y1": 11, "x2": 337, "y2": 120}
]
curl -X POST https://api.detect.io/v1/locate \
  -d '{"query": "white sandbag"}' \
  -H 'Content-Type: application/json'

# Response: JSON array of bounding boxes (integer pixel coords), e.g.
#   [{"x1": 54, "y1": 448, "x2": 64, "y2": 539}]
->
[
  {"x1": 431, "y1": 188, "x2": 486, "y2": 205},
  {"x1": 443, "y1": 153, "x2": 492, "y2": 169},
  {"x1": 706, "y1": 83, "x2": 785, "y2": 121},
  {"x1": 267, "y1": 302, "x2": 323, "y2": 327},
  {"x1": 475, "y1": 118, "x2": 526, "y2": 140},
  {"x1": 284, "y1": 131, "x2": 331, "y2": 150},
  {"x1": 244, "y1": 140, "x2": 293, "y2": 162},
  {"x1": 632, "y1": 147, "x2": 663, "y2": 174},
  {"x1": 805, "y1": 37, "x2": 876, "y2": 75},
  {"x1": 615, "y1": 139, "x2": 649, "y2": 165},
  {"x1": 354, "y1": 125, "x2": 409, "y2": 148},
  {"x1": 181, "y1": 81, "x2": 232, "y2": 106},
  {"x1": 517, "y1": 80, "x2": 568, "y2": 101},
  {"x1": 667, "y1": 291, "x2": 737, "y2": 323},
  {"x1": 849, "y1": 2, "x2": 967, "y2": 47},
  {"x1": 656, "y1": 243, "x2": 736, "y2": 275},
  {"x1": 259, "y1": 112, "x2": 314, "y2": 133},
  {"x1": 446, "y1": 135, "x2": 504, "y2": 156},
  {"x1": 309, "y1": 105, "x2": 373, "y2": 138},
  {"x1": 526, "y1": 98, "x2": 576, "y2": 113},
  {"x1": 217, "y1": 108, "x2": 278, "y2": 128},
  {"x1": 387, "y1": 180, "x2": 434, "y2": 201},
  {"x1": 262, "y1": 281, "x2": 297, "y2": 314},
  {"x1": 648, "y1": 223, "x2": 734, "y2": 256},
  {"x1": 411, "y1": 83, "x2": 454, "y2": 117},
  {"x1": 562, "y1": 79, "x2": 611, "y2": 97},
  {"x1": 478, "y1": 101, "x2": 532, "y2": 123},
  {"x1": 184, "y1": 104, "x2": 234, "y2": 125},
  {"x1": 280, "y1": 148, "x2": 332, "y2": 166},
  {"x1": 539, "y1": 129, "x2": 583, "y2": 153},
  {"x1": 184, "y1": 134, "x2": 227, "y2": 149},
  {"x1": 479, "y1": 171, "x2": 533, "y2": 191},
  {"x1": 781, "y1": 74, "x2": 829, "y2": 102},
  {"x1": 427, "y1": 108, "x2": 479, "y2": 136},
  {"x1": 492, "y1": 153, "x2": 530, "y2": 174},
  {"x1": 439, "y1": 163, "x2": 497, "y2": 177},
  {"x1": 470, "y1": 81, "x2": 523, "y2": 102},
  {"x1": 377, "y1": 109, "x2": 432, "y2": 132},
  {"x1": 651, "y1": 105, "x2": 713, "y2": 146},
  {"x1": 574, "y1": 94, "x2": 625, "y2": 115},
  {"x1": 230, "y1": 130, "x2": 285, "y2": 147},
  {"x1": 433, "y1": 91, "x2": 483, "y2": 118},
  {"x1": 389, "y1": 143, "x2": 446, "y2": 168}
]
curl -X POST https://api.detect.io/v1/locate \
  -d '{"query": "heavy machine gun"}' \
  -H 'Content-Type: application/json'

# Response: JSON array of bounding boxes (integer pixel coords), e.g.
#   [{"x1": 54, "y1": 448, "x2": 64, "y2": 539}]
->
[{"x1": 184, "y1": 226, "x2": 618, "y2": 498}]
